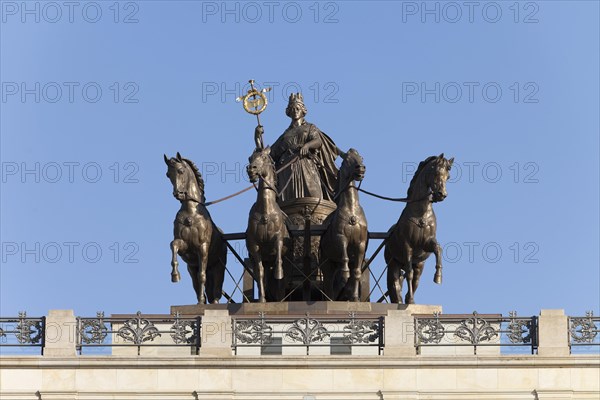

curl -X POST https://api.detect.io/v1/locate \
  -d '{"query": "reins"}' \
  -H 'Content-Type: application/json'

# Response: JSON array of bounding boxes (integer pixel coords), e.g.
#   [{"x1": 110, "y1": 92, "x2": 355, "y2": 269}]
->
[
  {"x1": 203, "y1": 155, "x2": 299, "y2": 206},
  {"x1": 203, "y1": 153, "x2": 432, "y2": 206},
  {"x1": 357, "y1": 187, "x2": 432, "y2": 203}
]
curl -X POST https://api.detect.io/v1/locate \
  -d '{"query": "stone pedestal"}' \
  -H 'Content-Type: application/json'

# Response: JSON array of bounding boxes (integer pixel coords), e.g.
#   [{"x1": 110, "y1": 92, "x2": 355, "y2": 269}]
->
[
  {"x1": 537, "y1": 309, "x2": 570, "y2": 357},
  {"x1": 200, "y1": 309, "x2": 233, "y2": 357},
  {"x1": 383, "y1": 305, "x2": 442, "y2": 356},
  {"x1": 43, "y1": 309, "x2": 77, "y2": 357}
]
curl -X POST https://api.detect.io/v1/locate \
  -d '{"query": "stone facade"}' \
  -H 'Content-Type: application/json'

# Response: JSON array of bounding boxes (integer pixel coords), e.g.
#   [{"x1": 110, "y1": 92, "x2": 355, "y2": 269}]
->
[{"x1": 0, "y1": 307, "x2": 598, "y2": 400}]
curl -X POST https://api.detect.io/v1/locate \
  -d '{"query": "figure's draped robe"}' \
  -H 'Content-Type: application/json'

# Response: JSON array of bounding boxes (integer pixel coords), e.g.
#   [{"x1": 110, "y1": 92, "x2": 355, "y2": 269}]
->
[{"x1": 271, "y1": 122, "x2": 339, "y2": 202}]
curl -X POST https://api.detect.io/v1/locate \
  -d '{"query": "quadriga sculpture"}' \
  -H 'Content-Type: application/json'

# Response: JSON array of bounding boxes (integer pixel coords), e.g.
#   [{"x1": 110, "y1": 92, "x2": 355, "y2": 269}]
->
[
  {"x1": 245, "y1": 146, "x2": 289, "y2": 302},
  {"x1": 320, "y1": 149, "x2": 368, "y2": 302},
  {"x1": 164, "y1": 153, "x2": 226, "y2": 304},
  {"x1": 385, "y1": 154, "x2": 453, "y2": 304}
]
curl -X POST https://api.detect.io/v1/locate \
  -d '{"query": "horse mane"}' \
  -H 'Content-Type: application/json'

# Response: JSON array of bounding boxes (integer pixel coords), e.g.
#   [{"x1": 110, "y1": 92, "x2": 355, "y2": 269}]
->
[
  {"x1": 266, "y1": 154, "x2": 277, "y2": 186},
  {"x1": 252, "y1": 149, "x2": 277, "y2": 187},
  {"x1": 407, "y1": 155, "x2": 438, "y2": 198},
  {"x1": 180, "y1": 157, "x2": 206, "y2": 203},
  {"x1": 334, "y1": 154, "x2": 351, "y2": 197},
  {"x1": 334, "y1": 161, "x2": 344, "y2": 197}
]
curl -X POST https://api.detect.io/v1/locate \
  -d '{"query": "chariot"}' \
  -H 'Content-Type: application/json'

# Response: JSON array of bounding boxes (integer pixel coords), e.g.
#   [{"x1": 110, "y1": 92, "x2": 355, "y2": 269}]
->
[{"x1": 165, "y1": 80, "x2": 453, "y2": 305}]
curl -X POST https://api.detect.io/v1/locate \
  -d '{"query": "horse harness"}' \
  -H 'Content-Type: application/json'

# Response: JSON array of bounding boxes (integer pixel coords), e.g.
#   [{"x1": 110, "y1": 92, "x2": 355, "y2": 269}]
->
[{"x1": 409, "y1": 217, "x2": 428, "y2": 228}]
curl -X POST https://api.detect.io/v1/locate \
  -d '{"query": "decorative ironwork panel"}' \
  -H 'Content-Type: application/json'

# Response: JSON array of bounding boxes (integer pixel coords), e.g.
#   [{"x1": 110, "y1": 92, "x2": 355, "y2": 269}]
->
[
  {"x1": 0, "y1": 312, "x2": 44, "y2": 349},
  {"x1": 343, "y1": 318, "x2": 380, "y2": 344},
  {"x1": 117, "y1": 312, "x2": 161, "y2": 345},
  {"x1": 234, "y1": 318, "x2": 273, "y2": 344},
  {"x1": 569, "y1": 311, "x2": 599, "y2": 345},
  {"x1": 286, "y1": 316, "x2": 330, "y2": 344},
  {"x1": 507, "y1": 311, "x2": 533, "y2": 344},
  {"x1": 454, "y1": 312, "x2": 498, "y2": 344},
  {"x1": 414, "y1": 311, "x2": 538, "y2": 354},
  {"x1": 79, "y1": 312, "x2": 108, "y2": 344},
  {"x1": 416, "y1": 311, "x2": 445, "y2": 344},
  {"x1": 170, "y1": 313, "x2": 199, "y2": 345},
  {"x1": 232, "y1": 313, "x2": 383, "y2": 355},
  {"x1": 76, "y1": 311, "x2": 201, "y2": 354}
]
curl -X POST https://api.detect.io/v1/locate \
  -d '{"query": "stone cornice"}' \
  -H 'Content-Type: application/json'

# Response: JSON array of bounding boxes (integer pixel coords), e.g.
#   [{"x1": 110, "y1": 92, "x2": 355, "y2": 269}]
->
[{"x1": 1, "y1": 355, "x2": 598, "y2": 369}]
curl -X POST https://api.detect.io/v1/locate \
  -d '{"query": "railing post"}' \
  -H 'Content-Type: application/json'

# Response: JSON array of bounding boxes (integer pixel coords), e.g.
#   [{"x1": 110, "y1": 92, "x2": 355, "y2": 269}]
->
[
  {"x1": 200, "y1": 310, "x2": 233, "y2": 357},
  {"x1": 383, "y1": 310, "x2": 416, "y2": 356},
  {"x1": 44, "y1": 310, "x2": 77, "y2": 357},
  {"x1": 537, "y1": 309, "x2": 570, "y2": 356}
]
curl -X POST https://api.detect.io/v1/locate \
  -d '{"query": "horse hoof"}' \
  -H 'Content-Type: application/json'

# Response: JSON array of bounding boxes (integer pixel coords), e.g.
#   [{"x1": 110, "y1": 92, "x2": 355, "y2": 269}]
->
[
  {"x1": 434, "y1": 273, "x2": 442, "y2": 284},
  {"x1": 171, "y1": 273, "x2": 181, "y2": 283},
  {"x1": 258, "y1": 297, "x2": 266, "y2": 303},
  {"x1": 274, "y1": 267, "x2": 283, "y2": 280}
]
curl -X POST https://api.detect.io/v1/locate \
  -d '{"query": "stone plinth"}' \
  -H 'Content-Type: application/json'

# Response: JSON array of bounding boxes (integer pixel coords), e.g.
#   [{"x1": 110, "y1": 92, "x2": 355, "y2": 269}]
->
[
  {"x1": 171, "y1": 301, "x2": 441, "y2": 316},
  {"x1": 43, "y1": 309, "x2": 77, "y2": 357},
  {"x1": 538, "y1": 309, "x2": 570, "y2": 357},
  {"x1": 200, "y1": 309, "x2": 233, "y2": 357}
]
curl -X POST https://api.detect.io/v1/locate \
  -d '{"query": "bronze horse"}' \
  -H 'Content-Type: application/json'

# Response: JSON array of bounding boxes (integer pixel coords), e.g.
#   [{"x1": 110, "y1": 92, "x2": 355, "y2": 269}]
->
[
  {"x1": 320, "y1": 149, "x2": 368, "y2": 301},
  {"x1": 164, "y1": 153, "x2": 226, "y2": 304},
  {"x1": 246, "y1": 147, "x2": 289, "y2": 302},
  {"x1": 384, "y1": 154, "x2": 453, "y2": 304}
]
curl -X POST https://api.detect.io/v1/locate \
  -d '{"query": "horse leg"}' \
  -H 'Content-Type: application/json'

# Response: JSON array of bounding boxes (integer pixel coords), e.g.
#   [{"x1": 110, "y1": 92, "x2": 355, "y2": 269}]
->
[
  {"x1": 350, "y1": 243, "x2": 366, "y2": 302},
  {"x1": 339, "y1": 236, "x2": 350, "y2": 281},
  {"x1": 404, "y1": 249, "x2": 415, "y2": 304},
  {"x1": 387, "y1": 258, "x2": 403, "y2": 304},
  {"x1": 170, "y1": 239, "x2": 186, "y2": 282},
  {"x1": 320, "y1": 249, "x2": 336, "y2": 301},
  {"x1": 425, "y1": 239, "x2": 443, "y2": 284},
  {"x1": 274, "y1": 234, "x2": 284, "y2": 280},
  {"x1": 187, "y1": 263, "x2": 200, "y2": 302},
  {"x1": 410, "y1": 262, "x2": 425, "y2": 303},
  {"x1": 248, "y1": 244, "x2": 266, "y2": 303},
  {"x1": 209, "y1": 256, "x2": 226, "y2": 304},
  {"x1": 196, "y1": 243, "x2": 209, "y2": 304}
]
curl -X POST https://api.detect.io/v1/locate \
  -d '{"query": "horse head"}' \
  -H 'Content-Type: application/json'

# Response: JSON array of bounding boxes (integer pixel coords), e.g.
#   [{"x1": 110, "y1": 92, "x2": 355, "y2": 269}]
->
[
  {"x1": 164, "y1": 152, "x2": 205, "y2": 204},
  {"x1": 246, "y1": 146, "x2": 275, "y2": 184},
  {"x1": 335, "y1": 148, "x2": 366, "y2": 196},
  {"x1": 409, "y1": 153, "x2": 454, "y2": 203},
  {"x1": 341, "y1": 148, "x2": 366, "y2": 181}
]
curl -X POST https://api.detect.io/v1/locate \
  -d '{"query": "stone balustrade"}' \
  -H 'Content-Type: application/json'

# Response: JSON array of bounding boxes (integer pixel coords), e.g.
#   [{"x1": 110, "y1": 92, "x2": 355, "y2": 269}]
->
[{"x1": 0, "y1": 306, "x2": 598, "y2": 399}]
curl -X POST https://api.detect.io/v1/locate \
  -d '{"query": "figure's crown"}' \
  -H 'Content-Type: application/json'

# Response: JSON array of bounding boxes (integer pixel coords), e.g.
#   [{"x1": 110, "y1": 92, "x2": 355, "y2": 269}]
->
[{"x1": 288, "y1": 92, "x2": 304, "y2": 105}]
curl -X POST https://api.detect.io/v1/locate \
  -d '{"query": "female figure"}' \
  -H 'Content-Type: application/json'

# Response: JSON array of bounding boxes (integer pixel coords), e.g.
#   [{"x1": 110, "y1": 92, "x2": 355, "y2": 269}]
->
[{"x1": 255, "y1": 93, "x2": 340, "y2": 202}]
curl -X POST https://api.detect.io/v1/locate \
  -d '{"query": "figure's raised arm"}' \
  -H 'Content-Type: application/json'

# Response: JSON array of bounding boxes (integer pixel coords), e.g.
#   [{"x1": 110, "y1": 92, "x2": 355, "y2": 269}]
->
[{"x1": 254, "y1": 125, "x2": 264, "y2": 149}]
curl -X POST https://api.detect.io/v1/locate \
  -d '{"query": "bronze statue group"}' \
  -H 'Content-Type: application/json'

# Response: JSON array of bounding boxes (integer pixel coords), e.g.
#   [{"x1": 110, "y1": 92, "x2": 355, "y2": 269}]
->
[{"x1": 165, "y1": 93, "x2": 453, "y2": 305}]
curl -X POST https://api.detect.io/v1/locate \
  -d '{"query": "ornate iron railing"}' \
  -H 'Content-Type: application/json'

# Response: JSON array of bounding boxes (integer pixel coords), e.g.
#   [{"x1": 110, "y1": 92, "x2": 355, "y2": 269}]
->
[
  {"x1": 0, "y1": 312, "x2": 45, "y2": 353},
  {"x1": 569, "y1": 312, "x2": 599, "y2": 350},
  {"x1": 76, "y1": 312, "x2": 201, "y2": 355},
  {"x1": 414, "y1": 311, "x2": 538, "y2": 355},
  {"x1": 232, "y1": 312, "x2": 384, "y2": 355}
]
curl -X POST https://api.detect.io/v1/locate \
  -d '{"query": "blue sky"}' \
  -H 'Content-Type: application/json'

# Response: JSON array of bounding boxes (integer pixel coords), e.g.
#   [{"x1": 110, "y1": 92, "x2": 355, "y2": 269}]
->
[{"x1": 1, "y1": 0, "x2": 598, "y2": 318}]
